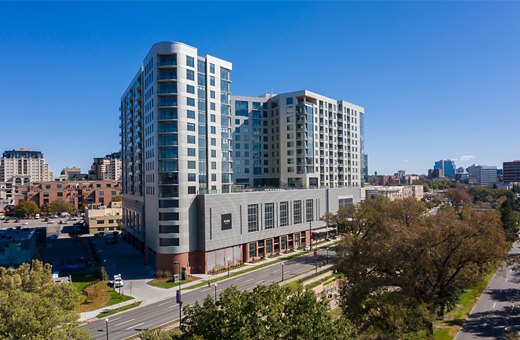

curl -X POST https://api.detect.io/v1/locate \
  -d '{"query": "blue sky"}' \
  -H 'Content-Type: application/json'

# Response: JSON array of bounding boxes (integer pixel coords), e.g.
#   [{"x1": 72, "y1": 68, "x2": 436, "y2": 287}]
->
[{"x1": 0, "y1": 1, "x2": 519, "y2": 176}]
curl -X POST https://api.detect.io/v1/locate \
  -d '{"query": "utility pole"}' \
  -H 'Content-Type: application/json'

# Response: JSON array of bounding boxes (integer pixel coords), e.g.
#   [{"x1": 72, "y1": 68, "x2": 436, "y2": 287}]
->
[
  {"x1": 214, "y1": 283, "x2": 218, "y2": 301},
  {"x1": 281, "y1": 263, "x2": 284, "y2": 281},
  {"x1": 105, "y1": 318, "x2": 109, "y2": 340}
]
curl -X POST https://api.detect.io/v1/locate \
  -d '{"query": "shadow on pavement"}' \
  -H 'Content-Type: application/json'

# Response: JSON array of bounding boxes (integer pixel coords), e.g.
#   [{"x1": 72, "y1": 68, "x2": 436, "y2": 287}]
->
[{"x1": 460, "y1": 308, "x2": 520, "y2": 339}]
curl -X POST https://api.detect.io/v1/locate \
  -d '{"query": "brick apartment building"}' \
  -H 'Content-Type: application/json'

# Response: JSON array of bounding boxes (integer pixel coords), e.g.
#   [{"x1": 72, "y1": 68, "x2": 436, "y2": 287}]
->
[{"x1": 15, "y1": 181, "x2": 121, "y2": 210}]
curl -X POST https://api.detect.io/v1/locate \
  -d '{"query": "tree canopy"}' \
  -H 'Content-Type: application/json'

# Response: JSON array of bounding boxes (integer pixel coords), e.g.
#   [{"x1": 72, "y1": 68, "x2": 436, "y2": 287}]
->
[
  {"x1": 14, "y1": 200, "x2": 40, "y2": 217},
  {"x1": 0, "y1": 261, "x2": 90, "y2": 339},
  {"x1": 180, "y1": 284, "x2": 355, "y2": 339},
  {"x1": 48, "y1": 199, "x2": 74, "y2": 214},
  {"x1": 335, "y1": 197, "x2": 508, "y2": 337}
]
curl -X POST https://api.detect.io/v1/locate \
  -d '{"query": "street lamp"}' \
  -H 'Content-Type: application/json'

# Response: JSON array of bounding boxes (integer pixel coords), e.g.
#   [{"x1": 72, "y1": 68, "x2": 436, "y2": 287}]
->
[
  {"x1": 214, "y1": 283, "x2": 218, "y2": 301},
  {"x1": 281, "y1": 263, "x2": 284, "y2": 281},
  {"x1": 105, "y1": 318, "x2": 109, "y2": 340},
  {"x1": 174, "y1": 261, "x2": 182, "y2": 325}
]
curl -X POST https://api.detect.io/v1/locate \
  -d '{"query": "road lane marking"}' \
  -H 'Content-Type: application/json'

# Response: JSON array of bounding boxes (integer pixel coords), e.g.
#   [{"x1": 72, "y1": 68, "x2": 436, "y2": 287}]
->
[
  {"x1": 255, "y1": 280, "x2": 264, "y2": 284},
  {"x1": 243, "y1": 278, "x2": 254, "y2": 283},
  {"x1": 158, "y1": 301, "x2": 170, "y2": 306},
  {"x1": 109, "y1": 317, "x2": 122, "y2": 322},
  {"x1": 493, "y1": 303, "x2": 497, "y2": 309},
  {"x1": 114, "y1": 318, "x2": 135, "y2": 326},
  {"x1": 126, "y1": 322, "x2": 144, "y2": 330},
  {"x1": 167, "y1": 305, "x2": 177, "y2": 309}
]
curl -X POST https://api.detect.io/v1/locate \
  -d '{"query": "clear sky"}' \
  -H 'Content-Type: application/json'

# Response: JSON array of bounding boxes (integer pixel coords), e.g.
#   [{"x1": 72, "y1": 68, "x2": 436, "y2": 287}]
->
[{"x1": 1, "y1": 1, "x2": 519, "y2": 176}]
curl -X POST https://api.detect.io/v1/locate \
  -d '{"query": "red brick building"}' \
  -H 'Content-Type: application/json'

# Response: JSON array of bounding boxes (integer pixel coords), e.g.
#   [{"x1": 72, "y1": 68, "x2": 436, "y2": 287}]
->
[{"x1": 15, "y1": 181, "x2": 121, "y2": 210}]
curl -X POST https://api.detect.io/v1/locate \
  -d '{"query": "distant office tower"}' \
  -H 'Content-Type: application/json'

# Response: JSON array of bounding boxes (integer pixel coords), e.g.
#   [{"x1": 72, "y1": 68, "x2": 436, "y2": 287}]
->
[
  {"x1": 0, "y1": 148, "x2": 53, "y2": 183},
  {"x1": 90, "y1": 152, "x2": 121, "y2": 182},
  {"x1": 434, "y1": 159, "x2": 456, "y2": 177},
  {"x1": 467, "y1": 164, "x2": 497, "y2": 186},
  {"x1": 60, "y1": 167, "x2": 81, "y2": 181},
  {"x1": 120, "y1": 42, "x2": 364, "y2": 273},
  {"x1": 503, "y1": 161, "x2": 520, "y2": 183}
]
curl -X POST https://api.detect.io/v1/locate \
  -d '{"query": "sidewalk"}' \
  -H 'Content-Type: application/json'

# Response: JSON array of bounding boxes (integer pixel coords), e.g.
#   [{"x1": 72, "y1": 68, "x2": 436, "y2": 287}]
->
[
  {"x1": 173, "y1": 239, "x2": 338, "y2": 291},
  {"x1": 79, "y1": 299, "x2": 137, "y2": 322}
]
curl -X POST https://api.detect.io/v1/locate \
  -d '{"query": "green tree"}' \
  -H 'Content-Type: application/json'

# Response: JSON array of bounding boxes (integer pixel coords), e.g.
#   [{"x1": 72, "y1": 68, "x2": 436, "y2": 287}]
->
[
  {"x1": 14, "y1": 200, "x2": 40, "y2": 218},
  {"x1": 0, "y1": 261, "x2": 90, "y2": 339},
  {"x1": 181, "y1": 284, "x2": 355, "y2": 339},
  {"x1": 48, "y1": 199, "x2": 74, "y2": 214},
  {"x1": 336, "y1": 198, "x2": 508, "y2": 337},
  {"x1": 112, "y1": 194, "x2": 122, "y2": 202}
]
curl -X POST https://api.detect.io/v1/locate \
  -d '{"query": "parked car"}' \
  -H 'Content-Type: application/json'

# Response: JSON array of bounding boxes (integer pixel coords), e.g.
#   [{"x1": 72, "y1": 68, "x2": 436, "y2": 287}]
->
[
  {"x1": 44, "y1": 217, "x2": 49, "y2": 222},
  {"x1": 94, "y1": 231, "x2": 105, "y2": 237},
  {"x1": 112, "y1": 274, "x2": 123, "y2": 288}
]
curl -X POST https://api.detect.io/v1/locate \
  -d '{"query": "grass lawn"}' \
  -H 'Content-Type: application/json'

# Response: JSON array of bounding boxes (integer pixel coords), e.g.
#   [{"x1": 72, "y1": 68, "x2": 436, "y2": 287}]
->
[
  {"x1": 71, "y1": 272, "x2": 100, "y2": 292},
  {"x1": 433, "y1": 269, "x2": 496, "y2": 339},
  {"x1": 96, "y1": 301, "x2": 142, "y2": 318},
  {"x1": 148, "y1": 275, "x2": 200, "y2": 289},
  {"x1": 77, "y1": 280, "x2": 133, "y2": 312}
]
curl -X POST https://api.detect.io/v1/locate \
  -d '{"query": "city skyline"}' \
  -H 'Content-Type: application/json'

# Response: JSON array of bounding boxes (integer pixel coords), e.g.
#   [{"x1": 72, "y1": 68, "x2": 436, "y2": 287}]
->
[{"x1": 1, "y1": 2, "x2": 519, "y2": 175}]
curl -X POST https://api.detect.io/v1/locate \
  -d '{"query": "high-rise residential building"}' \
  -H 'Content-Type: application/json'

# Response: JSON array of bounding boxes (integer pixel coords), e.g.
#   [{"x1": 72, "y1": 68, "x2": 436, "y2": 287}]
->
[
  {"x1": 0, "y1": 149, "x2": 53, "y2": 184},
  {"x1": 503, "y1": 161, "x2": 520, "y2": 183},
  {"x1": 434, "y1": 159, "x2": 456, "y2": 178},
  {"x1": 90, "y1": 152, "x2": 122, "y2": 182},
  {"x1": 467, "y1": 164, "x2": 497, "y2": 186},
  {"x1": 120, "y1": 42, "x2": 365, "y2": 274},
  {"x1": 60, "y1": 167, "x2": 82, "y2": 181}
]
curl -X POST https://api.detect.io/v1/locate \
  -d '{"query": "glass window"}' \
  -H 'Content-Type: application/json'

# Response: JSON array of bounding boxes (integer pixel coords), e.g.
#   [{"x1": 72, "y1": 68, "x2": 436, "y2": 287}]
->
[
  {"x1": 186, "y1": 56, "x2": 195, "y2": 68},
  {"x1": 159, "y1": 147, "x2": 178, "y2": 159},
  {"x1": 306, "y1": 199, "x2": 313, "y2": 222},
  {"x1": 188, "y1": 161, "x2": 196, "y2": 169},
  {"x1": 339, "y1": 198, "x2": 353, "y2": 210},
  {"x1": 264, "y1": 203, "x2": 274, "y2": 229},
  {"x1": 286, "y1": 97, "x2": 294, "y2": 105},
  {"x1": 159, "y1": 200, "x2": 179, "y2": 208},
  {"x1": 210, "y1": 102, "x2": 216, "y2": 111},
  {"x1": 280, "y1": 201, "x2": 289, "y2": 226},
  {"x1": 210, "y1": 76, "x2": 215, "y2": 86},
  {"x1": 187, "y1": 98, "x2": 195, "y2": 107},
  {"x1": 187, "y1": 135, "x2": 196, "y2": 144},
  {"x1": 159, "y1": 134, "x2": 177, "y2": 146},
  {"x1": 188, "y1": 173, "x2": 196, "y2": 181},
  {"x1": 187, "y1": 110, "x2": 195, "y2": 119},
  {"x1": 210, "y1": 90, "x2": 216, "y2": 99},
  {"x1": 249, "y1": 242, "x2": 256, "y2": 258},
  {"x1": 210, "y1": 63, "x2": 215, "y2": 74},
  {"x1": 210, "y1": 114, "x2": 216, "y2": 122},
  {"x1": 159, "y1": 225, "x2": 179, "y2": 233},
  {"x1": 159, "y1": 212, "x2": 179, "y2": 221},
  {"x1": 220, "y1": 67, "x2": 230, "y2": 81},
  {"x1": 235, "y1": 100, "x2": 249, "y2": 117},
  {"x1": 210, "y1": 126, "x2": 216, "y2": 134},
  {"x1": 187, "y1": 69, "x2": 195, "y2": 80},
  {"x1": 293, "y1": 200, "x2": 302, "y2": 224},
  {"x1": 187, "y1": 148, "x2": 196, "y2": 156},
  {"x1": 187, "y1": 85, "x2": 195, "y2": 94},
  {"x1": 160, "y1": 238, "x2": 180, "y2": 246},
  {"x1": 187, "y1": 123, "x2": 196, "y2": 131},
  {"x1": 248, "y1": 204, "x2": 258, "y2": 232},
  {"x1": 266, "y1": 239, "x2": 272, "y2": 254}
]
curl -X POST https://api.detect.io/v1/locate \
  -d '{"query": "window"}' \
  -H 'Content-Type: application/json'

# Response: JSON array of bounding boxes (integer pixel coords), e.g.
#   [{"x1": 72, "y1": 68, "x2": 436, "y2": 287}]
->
[
  {"x1": 211, "y1": 174, "x2": 217, "y2": 181},
  {"x1": 235, "y1": 100, "x2": 249, "y2": 116},
  {"x1": 210, "y1": 90, "x2": 215, "y2": 99},
  {"x1": 210, "y1": 102, "x2": 216, "y2": 111},
  {"x1": 339, "y1": 197, "x2": 353, "y2": 210},
  {"x1": 266, "y1": 239, "x2": 272, "y2": 254},
  {"x1": 210, "y1": 126, "x2": 216, "y2": 134},
  {"x1": 159, "y1": 200, "x2": 179, "y2": 208},
  {"x1": 187, "y1": 85, "x2": 195, "y2": 94},
  {"x1": 188, "y1": 161, "x2": 196, "y2": 169},
  {"x1": 187, "y1": 148, "x2": 196, "y2": 156},
  {"x1": 210, "y1": 114, "x2": 216, "y2": 122},
  {"x1": 160, "y1": 238, "x2": 179, "y2": 247},
  {"x1": 97, "y1": 220, "x2": 105, "y2": 225},
  {"x1": 186, "y1": 56, "x2": 195, "y2": 67},
  {"x1": 306, "y1": 199, "x2": 313, "y2": 222},
  {"x1": 280, "y1": 201, "x2": 289, "y2": 226},
  {"x1": 160, "y1": 225, "x2": 179, "y2": 233},
  {"x1": 187, "y1": 135, "x2": 196, "y2": 144},
  {"x1": 211, "y1": 138, "x2": 216, "y2": 146},
  {"x1": 159, "y1": 212, "x2": 179, "y2": 221},
  {"x1": 210, "y1": 63, "x2": 215, "y2": 74},
  {"x1": 248, "y1": 204, "x2": 258, "y2": 232},
  {"x1": 187, "y1": 123, "x2": 196, "y2": 131},
  {"x1": 210, "y1": 76, "x2": 215, "y2": 86},
  {"x1": 188, "y1": 186, "x2": 196, "y2": 194},
  {"x1": 187, "y1": 110, "x2": 195, "y2": 119},
  {"x1": 286, "y1": 97, "x2": 294, "y2": 105},
  {"x1": 293, "y1": 200, "x2": 302, "y2": 224},
  {"x1": 211, "y1": 162, "x2": 217, "y2": 169},
  {"x1": 264, "y1": 203, "x2": 274, "y2": 229},
  {"x1": 187, "y1": 98, "x2": 195, "y2": 107},
  {"x1": 188, "y1": 173, "x2": 196, "y2": 181},
  {"x1": 187, "y1": 69, "x2": 195, "y2": 80},
  {"x1": 211, "y1": 150, "x2": 216, "y2": 157},
  {"x1": 249, "y1": 242, "x2": 256, "y2": 258}
]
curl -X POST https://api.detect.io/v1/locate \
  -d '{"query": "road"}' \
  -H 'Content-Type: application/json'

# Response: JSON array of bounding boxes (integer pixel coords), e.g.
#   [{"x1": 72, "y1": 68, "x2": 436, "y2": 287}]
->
[
  {"x1": 81, "y1": 247, "x2": 335, "y2": 339},
  {"x1": 456, "y1": 241, "x2": 520, "y2": 340}
]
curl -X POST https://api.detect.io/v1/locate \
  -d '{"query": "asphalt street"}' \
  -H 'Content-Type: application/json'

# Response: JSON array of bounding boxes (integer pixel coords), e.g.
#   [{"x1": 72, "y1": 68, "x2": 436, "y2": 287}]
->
[
  {"x1": 81, "y1": 247, "x2": 335, "y2": 339},
  {"x1": 456, "y1": 241, "x2": 520, "y2": 340}
]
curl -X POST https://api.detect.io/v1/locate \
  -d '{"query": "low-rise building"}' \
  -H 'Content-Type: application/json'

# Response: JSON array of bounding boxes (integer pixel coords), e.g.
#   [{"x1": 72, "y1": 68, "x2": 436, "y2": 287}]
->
[
  {"x1": 0, "y1": 227, "x2": 37, "y2": 267},
  {"x1": 364, "y1": 185, "x2": 423, "y2": 201},
  {"x1": 15, "y1": 180, "x2": 121, "y2": 210},
  {"x1": 85, "y1": 201, "x2": 122, "y2": 234}
]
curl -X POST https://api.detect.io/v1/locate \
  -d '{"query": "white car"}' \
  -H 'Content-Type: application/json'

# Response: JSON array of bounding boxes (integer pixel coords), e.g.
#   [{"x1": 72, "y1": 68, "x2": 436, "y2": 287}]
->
[
  {"x1": 22, "y1": 222, "x2": 28, "y2": 225},
  {"x1": 113, "y1": 274, "x2": 124, "y2": 288}
]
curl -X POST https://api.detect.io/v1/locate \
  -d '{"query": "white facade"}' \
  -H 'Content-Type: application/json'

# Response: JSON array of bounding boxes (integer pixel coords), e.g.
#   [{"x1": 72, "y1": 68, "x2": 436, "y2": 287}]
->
[
  {"x1": 365, "y1": 185, "x2": 424, "y2": 201},
  {"x1": 0, "y1": 149, "x2": 53, "y2": 184}
]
